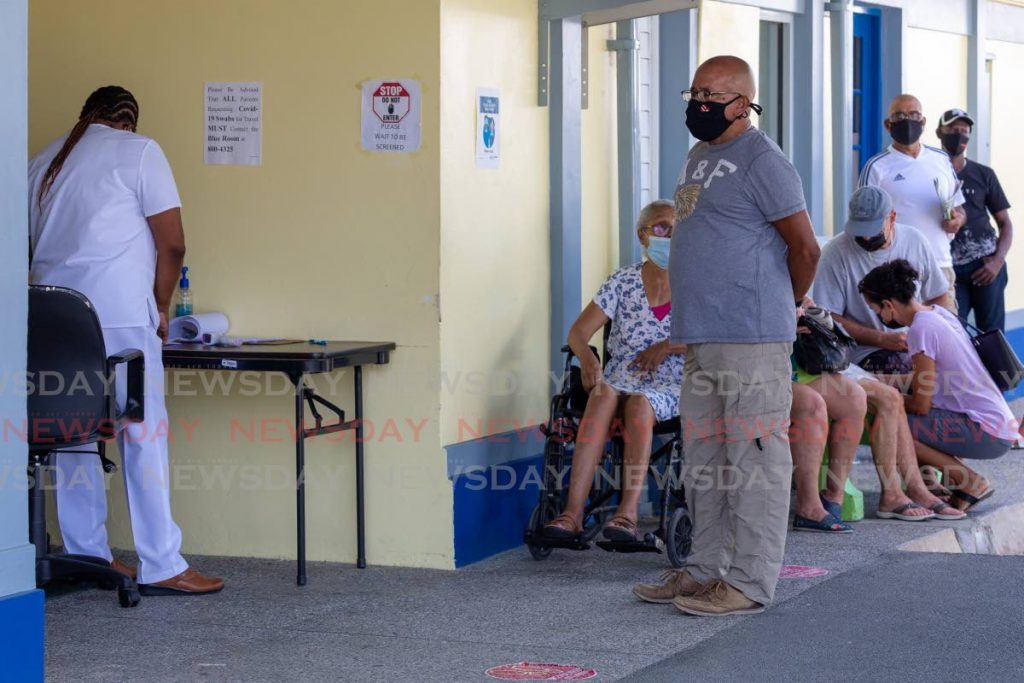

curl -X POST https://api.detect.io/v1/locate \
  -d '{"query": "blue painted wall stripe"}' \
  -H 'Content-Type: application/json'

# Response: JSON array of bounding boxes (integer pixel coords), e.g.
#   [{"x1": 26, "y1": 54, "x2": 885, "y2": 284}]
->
[{"x1": 0, "y1": 589, "x2": 44, "y2": 682}]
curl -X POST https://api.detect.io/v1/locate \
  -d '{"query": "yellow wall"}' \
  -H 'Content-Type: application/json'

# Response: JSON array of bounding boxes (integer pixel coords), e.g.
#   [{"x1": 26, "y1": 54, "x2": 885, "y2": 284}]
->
[
  {"x1": 987, "y1": 39, "x2": 1024, "y2": 312},
  {"x1": 581, "y1": 24, "x2": 619, "y2": 310},
  {"x1": 438, "y1": 0, "x2": 551, "y2": 446},
  {"x1": 905, "y1": 28, "x2": 969, "y2": 131},
  {"x1": 698, "y1": 1, "x2": 760, "y2": 76},
  {"x1": 30, "y1": 0, "x2": 454, "y2": 568}
]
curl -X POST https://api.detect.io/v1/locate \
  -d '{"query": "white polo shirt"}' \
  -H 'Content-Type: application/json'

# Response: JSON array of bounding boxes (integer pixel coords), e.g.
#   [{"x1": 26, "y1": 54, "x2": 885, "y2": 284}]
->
[
  {"x1": 858, "y1": 144, "x2": 965, "y2": 268},
  {"x1": 28, "y1": 124, "x2": 181, "y2": 328}
]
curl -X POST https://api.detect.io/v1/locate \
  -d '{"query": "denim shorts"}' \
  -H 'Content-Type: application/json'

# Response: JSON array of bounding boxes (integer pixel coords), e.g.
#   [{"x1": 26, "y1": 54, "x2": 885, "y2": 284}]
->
[{"x1": 906, "y1": 407, "x2": 1013, "y2": 460}]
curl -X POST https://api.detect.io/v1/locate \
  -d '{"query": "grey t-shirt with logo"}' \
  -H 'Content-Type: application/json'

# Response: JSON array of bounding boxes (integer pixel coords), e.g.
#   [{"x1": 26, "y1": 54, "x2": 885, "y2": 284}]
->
[
  {"x1": 812, "y1": 224, "x2": 948, "y2": 363},
  {"x1": 669, "y1": 128, "x2": 806, "y2": 344}
]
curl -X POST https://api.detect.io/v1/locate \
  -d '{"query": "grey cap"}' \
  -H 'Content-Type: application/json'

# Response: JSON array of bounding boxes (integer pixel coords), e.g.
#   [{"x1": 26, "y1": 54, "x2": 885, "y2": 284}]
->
[{"x1": 845, "y1": 186, "x2": 892, "y2": 237}]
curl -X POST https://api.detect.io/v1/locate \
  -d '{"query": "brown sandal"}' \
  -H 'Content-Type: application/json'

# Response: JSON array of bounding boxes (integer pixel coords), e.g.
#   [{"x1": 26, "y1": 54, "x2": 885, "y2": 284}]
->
[
  {"x1": 542, "y1": 513, "x2": 581, "y2": 540},
  {"x1": 602, "y1": 515, "x2": 640, "y2": 542}
]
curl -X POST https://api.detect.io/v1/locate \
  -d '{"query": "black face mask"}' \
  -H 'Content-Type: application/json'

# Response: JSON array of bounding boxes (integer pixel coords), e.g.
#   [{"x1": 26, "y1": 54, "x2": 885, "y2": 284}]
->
[
  {"x1": 877, "y1": 307, "x2": 904, "y2": 330},
  {"x1": 940, "y1": 132, "x2": 970, "y2": 157},
  {"x1": 855, "y1": 233, "x2": 887, "y2": 252},
  {"x1": 890, "y1": 119, "x2": 924, "y2": 146},
  {"x1": 686, "y1": 97, "x2": 739, "y2": 142}
]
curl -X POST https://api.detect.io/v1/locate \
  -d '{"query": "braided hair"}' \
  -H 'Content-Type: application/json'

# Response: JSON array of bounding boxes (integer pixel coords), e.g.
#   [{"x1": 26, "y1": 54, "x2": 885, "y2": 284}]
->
[{"x1": 37, "y1": 86, "x2": 139, "y2": 206}]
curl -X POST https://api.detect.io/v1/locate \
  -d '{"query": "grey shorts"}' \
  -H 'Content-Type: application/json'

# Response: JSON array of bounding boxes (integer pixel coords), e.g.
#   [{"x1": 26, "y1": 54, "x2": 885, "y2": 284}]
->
[{"x1": 906, "y1": 407, "x2": 1013, "y2": 460}]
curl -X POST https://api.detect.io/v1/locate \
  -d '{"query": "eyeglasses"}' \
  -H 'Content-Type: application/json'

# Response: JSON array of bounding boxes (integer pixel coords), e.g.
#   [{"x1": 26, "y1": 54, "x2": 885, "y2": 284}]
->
[
  {"x1": 889, "y1": 111, "x2": 924, "y2": 123},
  {"x1": 643, "y1": 222, "x2": 674, "y2": 237},
  {"x1": 681, "y1": 89, "x2": 763, "y2": 114},
  {"x1": 681, "y1": 89, "x2": 743, "y2": 103}
]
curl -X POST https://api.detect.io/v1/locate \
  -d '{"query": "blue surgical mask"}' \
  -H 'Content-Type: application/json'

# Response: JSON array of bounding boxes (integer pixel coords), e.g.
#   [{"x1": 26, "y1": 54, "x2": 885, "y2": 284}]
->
[{"x1": 646, "y1": 236, "x2": 671, "y2": 269}]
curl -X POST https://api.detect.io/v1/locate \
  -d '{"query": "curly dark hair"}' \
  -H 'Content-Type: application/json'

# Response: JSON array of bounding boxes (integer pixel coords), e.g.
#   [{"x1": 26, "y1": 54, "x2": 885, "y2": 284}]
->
[{"x1": 857, "y1": 259, "x2": 919, "y2": 305}]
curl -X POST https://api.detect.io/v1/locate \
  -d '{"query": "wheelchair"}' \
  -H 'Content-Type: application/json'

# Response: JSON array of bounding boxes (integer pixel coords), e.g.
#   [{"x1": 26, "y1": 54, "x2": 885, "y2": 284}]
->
[{"x1": 523, "y1": 336, "x2": 693, "y2": 567}]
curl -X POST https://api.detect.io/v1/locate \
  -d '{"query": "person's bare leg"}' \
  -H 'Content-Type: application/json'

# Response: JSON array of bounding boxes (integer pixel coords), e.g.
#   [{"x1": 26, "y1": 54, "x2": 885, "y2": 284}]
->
[
  {"x1": 860, "y1": 381, "x2": 900, "y2": 495},
  {"x1": 811, "y1": 375, "x2": 866, "y2": 506},
  {"x1": 790, "y1": 383, "x2": 830, "y2": 521},
  {"x1": 892, "y1": 406, "x2": 963, "y2": 514},
  {"x1": 558, "y1": 382, "x2": 620, "y2": 526},
  {"x1": 860, "y1": 382, "x2": 928, "y2": 516},
  {"x1": 912, "y1": 439, "x2": 988, "y2": 512},
  {"x1": 615, "y1": 395, "x2": 656, "y2": 523}
]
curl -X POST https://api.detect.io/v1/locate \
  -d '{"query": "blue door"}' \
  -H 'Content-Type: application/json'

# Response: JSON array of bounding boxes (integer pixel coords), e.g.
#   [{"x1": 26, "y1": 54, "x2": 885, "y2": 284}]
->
[{"x1": 852, "y1": 10, "x2": 882, "y2": 181}]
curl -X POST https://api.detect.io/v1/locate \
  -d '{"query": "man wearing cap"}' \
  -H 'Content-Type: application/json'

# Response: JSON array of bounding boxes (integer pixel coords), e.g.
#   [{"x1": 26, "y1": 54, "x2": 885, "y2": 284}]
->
[
  {"x1": 936, "y1": 108, "x2": 1014, "y2": 332},
  {"x1": 814, "y1": 186, "x2": 948, "y2": 375},
  {"x1": 859, "y1": 94, "x2": 965, "y2": 313},
  {"x1": 811, "y1": 186, "x2": 965, "y2": 524}
]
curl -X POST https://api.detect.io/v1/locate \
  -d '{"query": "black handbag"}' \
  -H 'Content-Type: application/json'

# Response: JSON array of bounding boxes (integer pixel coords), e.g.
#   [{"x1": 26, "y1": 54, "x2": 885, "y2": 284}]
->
[
  {"x1": 963, "y1": 320, "x2": 1024, "y2": 391},
  {"x1": 793, "y1": 310, "x2": 857, "y2": 374}
]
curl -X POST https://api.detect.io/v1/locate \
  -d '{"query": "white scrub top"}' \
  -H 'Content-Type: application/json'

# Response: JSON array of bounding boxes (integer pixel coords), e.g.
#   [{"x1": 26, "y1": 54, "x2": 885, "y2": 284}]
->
[{"x1": 28, "y1": 123, "x2": 181, "y2": 328}]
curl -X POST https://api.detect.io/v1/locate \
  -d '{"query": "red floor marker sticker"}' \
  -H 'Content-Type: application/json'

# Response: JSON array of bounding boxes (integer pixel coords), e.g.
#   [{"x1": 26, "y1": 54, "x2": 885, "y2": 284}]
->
[
  {"x1": 780, "y1": 565, "x2": 829, "y2": 579},
  {"x1": 485, "y1": 662, "x2": 597, "y2": 681}
]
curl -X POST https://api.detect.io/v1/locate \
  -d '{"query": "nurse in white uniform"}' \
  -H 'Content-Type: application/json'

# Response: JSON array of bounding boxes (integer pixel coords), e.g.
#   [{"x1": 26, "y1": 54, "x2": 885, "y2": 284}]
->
[{"x1": 28, "y1": 85, "x2": 223, "y2": 595}]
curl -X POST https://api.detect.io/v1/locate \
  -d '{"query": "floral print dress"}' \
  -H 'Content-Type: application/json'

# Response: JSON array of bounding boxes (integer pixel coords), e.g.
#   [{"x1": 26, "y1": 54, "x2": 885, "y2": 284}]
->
[{"x1": 593, "y1": 262, "x2": 683, "y2": 422}]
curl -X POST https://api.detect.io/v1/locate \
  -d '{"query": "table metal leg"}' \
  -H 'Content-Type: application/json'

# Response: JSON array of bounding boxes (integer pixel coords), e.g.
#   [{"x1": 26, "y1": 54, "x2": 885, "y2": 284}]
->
[
  {"x1": 293, "y1": 374, "x2": 307, "y2": 586},
  {"x1": 355, "y1": 365, "x2": 366, "y2": 568}
]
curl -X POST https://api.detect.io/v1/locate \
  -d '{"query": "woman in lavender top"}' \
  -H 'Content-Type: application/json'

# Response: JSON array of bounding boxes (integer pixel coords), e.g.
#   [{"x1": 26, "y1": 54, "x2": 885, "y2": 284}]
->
[{"x1": 859, "y1": 260, "x2": 1018, "y2": 512}]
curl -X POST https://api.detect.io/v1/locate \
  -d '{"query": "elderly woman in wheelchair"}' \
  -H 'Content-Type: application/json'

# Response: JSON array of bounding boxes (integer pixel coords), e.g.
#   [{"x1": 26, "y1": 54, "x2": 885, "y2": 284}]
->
[{"x1": 540, "y1": 199, "x2": 686, "y2": 544}]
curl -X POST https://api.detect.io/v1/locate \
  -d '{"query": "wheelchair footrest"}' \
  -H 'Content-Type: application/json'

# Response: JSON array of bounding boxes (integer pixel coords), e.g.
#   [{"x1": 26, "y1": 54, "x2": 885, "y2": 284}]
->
[
  {"x1": 523, "y1": 530, "x2": 591, "y2": 551},
  {"x1": 595, "y1": 532, "x2": 664, "y2": 554}
]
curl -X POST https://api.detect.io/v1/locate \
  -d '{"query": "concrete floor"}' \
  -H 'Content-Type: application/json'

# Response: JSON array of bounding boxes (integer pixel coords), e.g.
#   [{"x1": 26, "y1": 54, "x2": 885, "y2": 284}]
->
[
  {"x1": 622, "y1": 552, "x2": 1024, "y2": 683},
  {"x1": 43, "y1": 450, "x2": 1024, "y2": 682}
]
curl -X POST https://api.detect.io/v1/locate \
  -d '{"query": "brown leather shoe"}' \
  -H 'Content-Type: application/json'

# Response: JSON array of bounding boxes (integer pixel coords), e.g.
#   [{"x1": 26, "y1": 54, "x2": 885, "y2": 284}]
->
[
  {"x1": 110, "y1": 559, "x2": 137, "y2": 580},
  {"x1": 673, "y1": 580, "x2": 764, "y2": 617},
  {"x1": 633, "y1": 569, "x2": 704, "y2": 604},
  {"x1": 138, "y1": 567, "x2": 224, "y2": 596}
]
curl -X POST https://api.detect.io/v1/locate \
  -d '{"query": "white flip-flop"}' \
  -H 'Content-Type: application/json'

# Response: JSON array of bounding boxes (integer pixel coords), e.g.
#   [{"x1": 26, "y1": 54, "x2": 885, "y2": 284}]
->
[{"x1": 927, "y1": 501, "x2": 967, "y2": 520}]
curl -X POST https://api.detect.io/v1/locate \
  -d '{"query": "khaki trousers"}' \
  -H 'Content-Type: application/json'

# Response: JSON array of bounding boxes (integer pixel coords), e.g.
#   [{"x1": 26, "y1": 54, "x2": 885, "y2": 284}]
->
[{"x1": 680, "y1": 342, "x2": 793, "y2": 606}]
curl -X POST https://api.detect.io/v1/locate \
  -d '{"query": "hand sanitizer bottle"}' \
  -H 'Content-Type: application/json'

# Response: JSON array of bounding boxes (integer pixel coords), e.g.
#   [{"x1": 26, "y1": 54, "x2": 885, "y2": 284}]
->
[{"x1": 175, "y1": 266, "x2": 193, "y2": 317}]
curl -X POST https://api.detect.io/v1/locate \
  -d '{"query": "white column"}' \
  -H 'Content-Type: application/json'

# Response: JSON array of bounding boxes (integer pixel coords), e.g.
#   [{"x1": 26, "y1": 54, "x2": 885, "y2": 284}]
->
[
  {"x1": 0, "y1": 0, "x2": 36, "y2": 598},
  {"x1": 792, "y1": 0, "x2": 826, "y2": 233},
  {"x1": 830, "y1": 0, "x2": 854, "y2": 233},
  {"x1": 968, "y1": 0, "x2": 990, "y2": 165}
]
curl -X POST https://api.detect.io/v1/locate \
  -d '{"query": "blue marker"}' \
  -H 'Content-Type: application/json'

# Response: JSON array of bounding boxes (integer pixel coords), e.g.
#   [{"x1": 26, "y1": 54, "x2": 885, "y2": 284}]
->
[{"x1": 308, "y1": 339, "x2": 327, "y2": 346}]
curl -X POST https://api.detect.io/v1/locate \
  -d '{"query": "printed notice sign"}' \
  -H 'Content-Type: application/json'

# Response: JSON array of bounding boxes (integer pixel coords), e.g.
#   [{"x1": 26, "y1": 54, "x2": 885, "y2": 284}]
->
[
  {"x1": 361, "y1": 80, "x2": 421, "y2": 153},
  {"x1": 475, "y1": 88, "x2": 500, "y2": 169},
  {"x1": 205, "y1": 82, "x2": 262, "y2": 165}
]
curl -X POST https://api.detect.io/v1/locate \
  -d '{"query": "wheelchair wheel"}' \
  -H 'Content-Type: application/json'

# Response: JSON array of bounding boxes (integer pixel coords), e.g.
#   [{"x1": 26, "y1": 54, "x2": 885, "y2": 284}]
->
[
  {"x1": 665, "y1": 505, "x2": 693, "y2": 568},
  {"x1": 527, "y1": 502, "x2": 557, "y2": 561},
  {"x1": 118, "y1": 587, "x2": 141, "y2": 608}
]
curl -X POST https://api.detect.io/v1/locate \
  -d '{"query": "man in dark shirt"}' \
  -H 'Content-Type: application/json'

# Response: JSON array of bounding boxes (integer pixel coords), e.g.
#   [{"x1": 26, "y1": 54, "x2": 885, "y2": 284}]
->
[{"x1": 936, "y1": 108, "x2": 1014, "y2": 331}]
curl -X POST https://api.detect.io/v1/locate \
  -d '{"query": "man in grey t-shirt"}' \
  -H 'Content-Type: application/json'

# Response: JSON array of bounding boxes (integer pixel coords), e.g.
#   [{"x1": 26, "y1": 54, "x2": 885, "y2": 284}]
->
[
  {"x1": 633, "y1": 55, "x2": 820, "y2": 618},
  {"x1": 814, "y1": 186, "x2": 949, "y2": 374}
]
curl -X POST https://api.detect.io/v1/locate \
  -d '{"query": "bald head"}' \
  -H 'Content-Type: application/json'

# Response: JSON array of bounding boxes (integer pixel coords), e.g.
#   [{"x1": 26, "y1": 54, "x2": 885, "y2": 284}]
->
[
  {"x1": 693, "y1": 55, "x2": 757, "y2": 100},
  {"x1": 888, "y1": 94, "x2": 922, "y2": 118}
]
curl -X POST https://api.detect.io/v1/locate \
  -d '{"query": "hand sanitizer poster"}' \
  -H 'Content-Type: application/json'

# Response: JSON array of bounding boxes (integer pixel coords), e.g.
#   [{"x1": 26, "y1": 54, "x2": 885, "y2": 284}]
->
[{"x1": 475, "y1": 88, "x2": 500, "y2": 169}]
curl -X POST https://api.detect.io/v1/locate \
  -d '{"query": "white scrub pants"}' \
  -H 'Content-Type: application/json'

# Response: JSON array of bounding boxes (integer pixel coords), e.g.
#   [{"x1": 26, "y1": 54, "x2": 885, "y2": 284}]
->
[{"x1": 54, "y1": 324, "x2": 188, "y2": 585}]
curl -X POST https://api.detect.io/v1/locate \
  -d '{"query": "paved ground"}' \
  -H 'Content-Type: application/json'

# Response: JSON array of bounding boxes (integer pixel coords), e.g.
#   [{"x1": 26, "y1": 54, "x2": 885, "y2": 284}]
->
[
  {"x1": 621, "y1": 553, "x2": 1024, "y2": 683},
  {"x1": 44, "y1": 449, "x2": 1024, "y2": 682}
]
